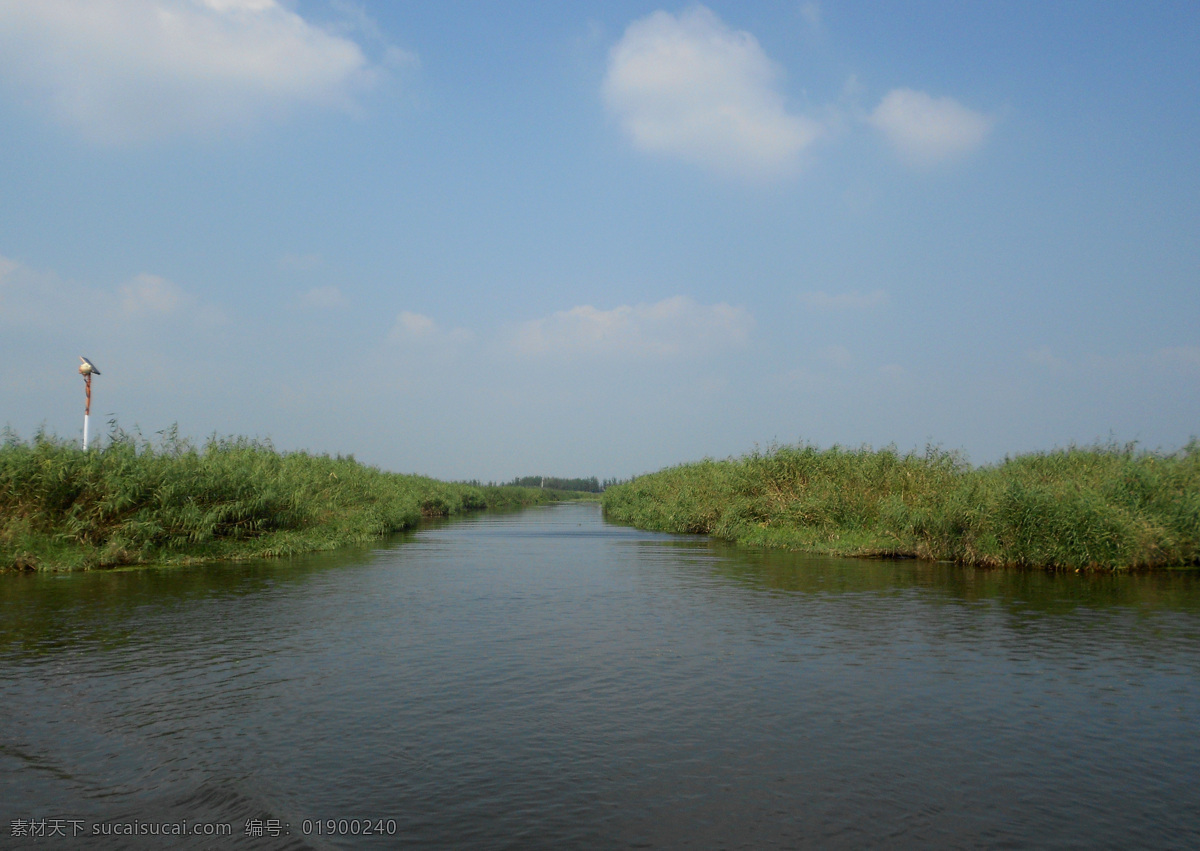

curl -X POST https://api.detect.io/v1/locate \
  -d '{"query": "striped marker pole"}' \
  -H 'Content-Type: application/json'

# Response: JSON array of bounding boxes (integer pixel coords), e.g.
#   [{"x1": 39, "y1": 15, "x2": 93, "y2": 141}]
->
[{"x1": 79, "y1": 357, "x2": 100, "y2": 450}]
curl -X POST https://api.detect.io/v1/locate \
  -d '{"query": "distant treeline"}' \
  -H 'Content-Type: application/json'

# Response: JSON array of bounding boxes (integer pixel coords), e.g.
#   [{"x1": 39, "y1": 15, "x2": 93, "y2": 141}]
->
[
  {"x1": 459, "y1": 476, "x2": 627, "y2": 493},
  {"x1": 510, "y1": 476, "x2": 607, "y2": 492}
]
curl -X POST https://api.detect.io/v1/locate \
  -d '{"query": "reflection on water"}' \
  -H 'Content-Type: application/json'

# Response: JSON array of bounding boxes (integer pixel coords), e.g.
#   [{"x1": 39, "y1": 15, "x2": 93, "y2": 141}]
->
[
  {"x1": 0, "y1": 539, "x2": 401, "y2": 658},
  {"x1": 2, "y1": 503, "x2": 1198, "y2": 849}
]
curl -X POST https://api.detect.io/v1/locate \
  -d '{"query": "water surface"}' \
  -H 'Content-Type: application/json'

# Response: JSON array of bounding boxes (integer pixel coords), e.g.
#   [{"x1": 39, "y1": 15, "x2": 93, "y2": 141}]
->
[{"x1": 2, "y1": 503, "x2": 1198, "y2": 848}]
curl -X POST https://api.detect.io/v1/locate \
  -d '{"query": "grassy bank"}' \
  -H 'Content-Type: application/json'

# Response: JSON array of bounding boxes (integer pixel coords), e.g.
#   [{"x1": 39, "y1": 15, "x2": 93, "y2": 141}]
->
[
  {"x1": 602, "y1": 442, "x2": 1200, "y2": 571},
  {"x1": 1, "y1": 430, "x2": 555, "y2": 571}
]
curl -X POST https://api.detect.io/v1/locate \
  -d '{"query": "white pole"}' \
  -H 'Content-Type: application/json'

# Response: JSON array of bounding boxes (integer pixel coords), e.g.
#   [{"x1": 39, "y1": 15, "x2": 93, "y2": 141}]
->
[
  {"x1": 81, "y1": 367, "x2": 94, "y2": 450},
  {"x1": 78, "y1": 359, "x2": 98, "y2": 450}
]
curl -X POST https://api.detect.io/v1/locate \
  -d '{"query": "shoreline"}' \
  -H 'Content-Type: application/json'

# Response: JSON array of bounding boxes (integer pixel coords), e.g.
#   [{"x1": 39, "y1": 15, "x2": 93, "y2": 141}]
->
[
  {"x1": 1, "y1": 434, "x2": 562, "y2": 572},
  {"x1": 602, "y1": 442, "x2": 1200, "y2": 572}
]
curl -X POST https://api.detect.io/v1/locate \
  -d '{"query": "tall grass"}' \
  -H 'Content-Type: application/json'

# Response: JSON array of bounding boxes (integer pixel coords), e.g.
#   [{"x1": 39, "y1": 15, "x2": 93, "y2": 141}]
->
[
  {"x1": 1, "y1": 427, "x2": 553, "y2": 571},
  {"x1": 602, "y1": 442, "x2": 1200, "y2": 571}
]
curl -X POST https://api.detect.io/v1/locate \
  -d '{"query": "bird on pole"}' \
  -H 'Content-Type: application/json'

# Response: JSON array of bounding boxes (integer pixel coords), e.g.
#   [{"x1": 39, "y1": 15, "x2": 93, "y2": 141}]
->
[{"x1": 79, "y1": 357, "x2": 100, "y2": 449}]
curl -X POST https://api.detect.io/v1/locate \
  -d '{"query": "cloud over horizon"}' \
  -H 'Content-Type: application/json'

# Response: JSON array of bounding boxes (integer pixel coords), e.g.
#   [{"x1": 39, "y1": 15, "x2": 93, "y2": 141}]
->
[
  {"x1": 602, "y1": 6, "x2": 821, "y2": 178},
  {"x1": 389, "y1": 311, "x2": 472, "y2": 346},
  {"x1": 118, "y1": 273, "x2": 193, "y2": 316},
  {"x1": 513, "y1": 295, "x2": 753, "y2": 357},
  {"x1": 0, "y1": 253, "x2": 221, "y2": 329},
  {"x1": 0, "y1": 0, "x2": 385, "y2": 143}
]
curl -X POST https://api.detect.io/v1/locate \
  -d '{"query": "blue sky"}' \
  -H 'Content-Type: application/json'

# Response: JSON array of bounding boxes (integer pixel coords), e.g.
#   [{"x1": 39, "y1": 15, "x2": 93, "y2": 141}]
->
[{"x1": 1, "y1": 1, "x2": 1197, "y2": 481}]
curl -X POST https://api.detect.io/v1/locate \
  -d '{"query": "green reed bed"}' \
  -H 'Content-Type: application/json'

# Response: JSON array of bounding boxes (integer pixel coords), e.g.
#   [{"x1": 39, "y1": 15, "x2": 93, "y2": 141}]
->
[
  {"x1": 602, "y1": 442, "x2": 1200, "y2": 571},
  {"x1": 1, "y1": 429, "x2": 553, "y2": 571}
]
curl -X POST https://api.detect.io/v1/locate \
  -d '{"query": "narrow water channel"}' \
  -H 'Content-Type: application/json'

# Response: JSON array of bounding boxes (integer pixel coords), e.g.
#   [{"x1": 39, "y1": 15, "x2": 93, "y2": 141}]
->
[{"x1": 2, "y1": 502, "x2": 1198, "y2": 849}]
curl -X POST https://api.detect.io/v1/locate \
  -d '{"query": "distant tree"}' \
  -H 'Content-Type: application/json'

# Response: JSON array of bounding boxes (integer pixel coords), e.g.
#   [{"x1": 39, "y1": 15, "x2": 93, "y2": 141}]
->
[{"x1": 508, "y1": 475, "x2": 603, "y2": 493}]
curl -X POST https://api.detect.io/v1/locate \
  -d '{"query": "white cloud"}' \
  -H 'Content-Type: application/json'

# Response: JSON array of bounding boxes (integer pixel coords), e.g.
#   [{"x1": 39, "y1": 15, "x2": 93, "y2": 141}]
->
[
  {"x1": 327, "y1": 0, "x2": 418, "y2": 69},
  {"x1": 297, "y1": 285, "x2": 346, "y2": 310},
  {"x1": 0, "y1": 254, "x2": 223, "y2": 330},
  {"x1": 0, "y1": 253, "x2": 40, "y2": 322},
  {"x1": 602, "y1": 6, "x2": 821, "y2": 179},
  {"x1": 868, "y1": 88, "x2": 993, "y2": 166},
  {"x1": 118, "y1": 273, "x2": 192, "y2": 315},
  {"x1": 513, "y1": 295, "x2": 753, "y2": 357},
  {"x1": 389, "y1": 311, "x2": 471, "y2": 345},
  {"x1": 0, "y1": 0, "x2": 386, "y2": 143},
  {"x1": 0, "y1": 254, "x2": 102, "y2": 327},
  {"x1": 392, "y1": 311, "x2": 436, "y2": 339},
  {"x1": 799, "y1": 289, "x2": 887, "y2": 309}
]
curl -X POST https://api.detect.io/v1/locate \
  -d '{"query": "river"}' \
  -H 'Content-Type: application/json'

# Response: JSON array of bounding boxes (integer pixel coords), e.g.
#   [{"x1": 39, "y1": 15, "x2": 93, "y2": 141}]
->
[{"x1": 2, "y1": 502, "x2": 1198, "y2": 849}]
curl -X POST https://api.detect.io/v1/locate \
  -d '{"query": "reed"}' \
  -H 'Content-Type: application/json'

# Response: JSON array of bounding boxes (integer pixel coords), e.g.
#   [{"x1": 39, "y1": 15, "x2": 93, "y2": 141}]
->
[
  {"x1": 1, "y1": 428, "x2": 553, "y2": 571},
  {"x1": 602, "y1": 441, "x2": 1200, "y2": 571}
]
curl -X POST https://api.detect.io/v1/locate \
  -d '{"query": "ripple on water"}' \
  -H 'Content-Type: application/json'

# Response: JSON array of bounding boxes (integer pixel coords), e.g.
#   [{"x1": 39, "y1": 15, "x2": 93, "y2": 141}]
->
[{"x1": 2, "y1": 503, "x2": 1199, "y2": 848}]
